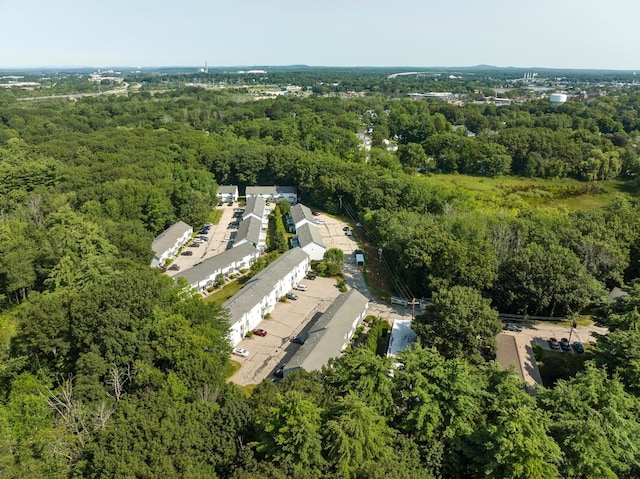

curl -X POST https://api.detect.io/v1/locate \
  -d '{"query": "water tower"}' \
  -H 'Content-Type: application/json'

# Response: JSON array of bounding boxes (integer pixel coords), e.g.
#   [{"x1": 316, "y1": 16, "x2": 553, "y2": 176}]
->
[{"x1": 550, "y1": 93, "x2": 567, "y2": 105}]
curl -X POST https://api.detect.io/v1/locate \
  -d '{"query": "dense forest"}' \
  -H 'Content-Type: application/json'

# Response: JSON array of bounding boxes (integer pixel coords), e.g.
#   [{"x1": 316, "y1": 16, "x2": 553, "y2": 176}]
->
[{"x1": 1, "y1": 70, "x2": 640, "y2": 478}]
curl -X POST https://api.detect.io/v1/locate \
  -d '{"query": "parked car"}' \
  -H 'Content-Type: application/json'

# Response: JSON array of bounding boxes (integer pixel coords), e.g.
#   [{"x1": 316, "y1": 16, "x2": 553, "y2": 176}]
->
[
  {"x1": 168, "y1": 264, "x2": 180, "y2": 271},
  {"x1": 294, "y1": 284, "x2": 308, "y2": 291},
  {"x1": 286, "y1": 293, "x2": 298, "y2": 300},
  {"x1": 572, "y1": 342, "x2": 585, "y2": 354},
  {"x1": 549, "y1": 337, "x2": 561, "y2": 350},
  {"x1": 306, "y1": 271, "x2": 317, "y2": 280},
  {"x1": 188, "y1": 243, "x2": 200, "y2": 248},
  {"x1": 232, "y1": 348, "x2": 249, "y2": 358},
  {"x1": 312, "y1": 211, "x2": 320, "y2": 216},
  {"x1": 292, "y1": 335, "x2": 306, "y2": 345},
  {"x1": 273, "y1": 368, "x2": 284, "y2": 378},
  {"x1": 198, "y1": 236, "x2": 209, "y2": 241},
  {"x1": 181, "y1": 250, "x2": 193, "y2": 256},
  {"x1": 345, "y1": 230, "x2": 353, "y2": 236},
  {"x1": 316, "y1": 219, "x2": 326, "y2": 224},
  {"x1": 560, "y1": 338, "x2": 571, "y2": 351},
  {"x1": 503, "y1": 322, "x2": 522, "y2": 332},
  {"x1": 342, "y1": 226, "x2": 350, "y2": 231},
  {"x1": 253, "y1": 329, "x2": 268, "y2": 337}
]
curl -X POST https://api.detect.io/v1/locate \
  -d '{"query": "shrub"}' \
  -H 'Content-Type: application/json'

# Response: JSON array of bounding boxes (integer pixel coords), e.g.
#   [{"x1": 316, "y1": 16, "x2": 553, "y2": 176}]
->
[
  {"x1": 264, "y1": 312, "x2": 271, "y2": 319},
  {"x1": 245, "y1": 330, "x2": 254, "y2": 338}
]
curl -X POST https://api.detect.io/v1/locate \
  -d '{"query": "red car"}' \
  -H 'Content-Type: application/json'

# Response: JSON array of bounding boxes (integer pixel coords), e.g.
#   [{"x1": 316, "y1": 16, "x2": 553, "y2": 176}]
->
[
  {"x1": 549, "y1": 337, "x2": 561, "y2": 350},
  {"x1": 253, "y1": 329, "x2": 268, "y2": 337}
]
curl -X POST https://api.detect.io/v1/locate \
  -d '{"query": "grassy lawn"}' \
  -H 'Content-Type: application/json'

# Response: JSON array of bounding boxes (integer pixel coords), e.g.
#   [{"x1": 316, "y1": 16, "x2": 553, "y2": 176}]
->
[
  {"x1": 208, "y1": 209, "x2": 223, "y2": 225},
  {"x1": 203, "y1": 278, "x2": 244, "y2": 304}
]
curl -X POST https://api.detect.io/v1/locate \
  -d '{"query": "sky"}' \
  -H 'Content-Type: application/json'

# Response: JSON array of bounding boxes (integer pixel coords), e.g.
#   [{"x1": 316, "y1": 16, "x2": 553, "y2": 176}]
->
[{"x1": 2, "y1": 0, "x2": 639, "y2": 70}]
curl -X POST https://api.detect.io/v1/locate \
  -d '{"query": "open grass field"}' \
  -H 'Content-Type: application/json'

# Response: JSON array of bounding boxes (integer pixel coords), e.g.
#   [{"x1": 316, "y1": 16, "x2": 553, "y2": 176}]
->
[{"x1": 420, "y1": 174, "x2": 637, "y2": 213}]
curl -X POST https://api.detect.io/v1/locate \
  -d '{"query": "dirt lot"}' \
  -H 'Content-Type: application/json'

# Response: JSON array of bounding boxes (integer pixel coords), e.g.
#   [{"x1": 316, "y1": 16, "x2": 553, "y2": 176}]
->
[{"x1": 228, "y1": 275, "x2": 342, "y2": 386}]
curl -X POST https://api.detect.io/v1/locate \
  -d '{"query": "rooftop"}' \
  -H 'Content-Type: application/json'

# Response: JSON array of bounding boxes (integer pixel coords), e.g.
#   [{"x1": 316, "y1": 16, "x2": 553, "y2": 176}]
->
[
  {"x1": 174, "y1": 243, "x2": 257, "y2": 286},
  {"x1": 223, "y1": 248, "x2": 309, "y2": 327},
  {"x1": 287, "y1": 289, "x2": 369, "y2": 373},
  {"x1": 245, "y1": 185, "x2": 297, "y2": 196},
  {"x1": 218, "y1": 185, "x2": 238, "y2": 195},
  {"x1": 151, "y1": 221, "x2": 192, "y2": 256},
  {"x1": 296, "y1": 223, "x2": 325, "y2": 249},
  {"x1": 290, "y1": 203, "x2": 315, "y2": 226},
  {"x1": 235, "y1": 215, "x2": 262, "y2": 246},
  {"x1": 387, "y1": 319, "x2": 417, "y2": 356},
  {"x1": 243, "y1": 196, "x2": 266, "y2": 219}
]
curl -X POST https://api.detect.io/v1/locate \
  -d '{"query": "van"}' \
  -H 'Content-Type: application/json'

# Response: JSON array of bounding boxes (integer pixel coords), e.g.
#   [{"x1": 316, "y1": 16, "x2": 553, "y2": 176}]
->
[{"x1": 391, "y1": 296, "x2": 408, "y2": 307}]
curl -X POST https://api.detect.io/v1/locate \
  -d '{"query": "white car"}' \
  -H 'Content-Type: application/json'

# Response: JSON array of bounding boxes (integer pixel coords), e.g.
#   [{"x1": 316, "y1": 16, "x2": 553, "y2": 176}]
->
[
  {"x1": 294, "y1": 284, "x2": 308, "y2": 291},
  {"x1": 316, "y1": 219, "x2": 326, "y2": 224},
  {"x1": 232, "y1": 347, "x2": 249, "y2": 358}
]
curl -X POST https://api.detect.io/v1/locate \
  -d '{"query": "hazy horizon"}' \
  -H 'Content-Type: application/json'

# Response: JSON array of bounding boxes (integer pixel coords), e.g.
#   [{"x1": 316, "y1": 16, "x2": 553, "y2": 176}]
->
[{"x1": 2, "y1": 0, "x2": 639, "y2": 71}]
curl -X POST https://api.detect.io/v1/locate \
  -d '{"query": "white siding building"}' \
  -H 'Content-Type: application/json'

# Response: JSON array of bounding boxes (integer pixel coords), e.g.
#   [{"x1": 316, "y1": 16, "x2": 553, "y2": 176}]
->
[
  {"x1": 224, "y1": 247, "x2": 310, "y2": 346},
  {"x1": 151, "y1": 221, "x2": 193, "y2": 268},
  {"x1": 283, "y1": 289, "x2": 369, "y2": 376},
  {"x1": 217, "y1": 185, "x2": 239, "y2": 202},
  {"x1": 290, "y1": 203, "x2": 315, "y2": 230},
  {"x1": 173, "y1": 243, "x2": 258, "y2": 292},
  {"x1": 245, "y1": 185, "x2": 298, "y2": 203},
  {"x1": 295, "y1": 223, "x2": 326, "y2": 261},
  {"x1": 243, "y1": 196, "x2": 266, "y2": 222},
  {"x1": 233, "y1": 216, "x2": 264, "y2": 249}
]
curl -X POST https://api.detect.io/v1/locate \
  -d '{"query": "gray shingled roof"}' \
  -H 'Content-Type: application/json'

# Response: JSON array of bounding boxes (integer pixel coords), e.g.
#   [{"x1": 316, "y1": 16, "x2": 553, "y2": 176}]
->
[
  {"x1": 296, "y1": 223, "x2": 325, "y2": 249},
  {"x1": 286, "y1": 289, "x2": 369, "y2": 373},
  {"x1": 173, "y1": 243, "x2": 257, "y2": 287},
  {"x1": 290, "y1": 203, "x2": 314, "y2": 226},
  {"x1": 607, "y1": 287, "x2": 629, "y2": 303},
  {"x1": 235, "y1": 216, "x2": 262, "y2": 246},
  {"x1": 245, "y1": 185, "x2": 297, "y2": 196},
  {"x1": 151, "y1": 221, "x2": 192, "y2": 255},
  {"x1": 217, "y1": 185, "x2": 238, "y2": 195},
  {"x1": 223, "y1": 247, "x2": 310, "y2": 327},
  {"x1": 243, "y1": 196, "x2": 266, "y2": 220}
]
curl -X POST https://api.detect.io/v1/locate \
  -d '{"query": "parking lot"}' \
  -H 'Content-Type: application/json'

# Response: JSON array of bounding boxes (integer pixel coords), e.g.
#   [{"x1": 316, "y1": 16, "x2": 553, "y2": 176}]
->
[
  {"x1": 164, "y1": 202, "x2": 240, "y2": 277},
  {"x1": 314, "y1": 212, "x2": 358, "y2": 255},
  {"x1": 229, "y1": 275, "x2": 342, "y2": 386}
]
